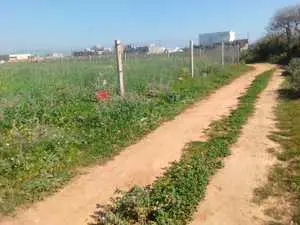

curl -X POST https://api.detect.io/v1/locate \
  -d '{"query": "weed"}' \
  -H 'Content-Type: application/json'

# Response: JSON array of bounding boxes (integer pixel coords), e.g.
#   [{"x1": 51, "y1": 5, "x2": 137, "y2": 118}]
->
[
  {"x1": 92, "y1": 69, "x2": 275, "y2": 225},
  {"x1": 0, "y1": 59, "x2": 249, "y2": 214},
  {"x1": 254, "y1": 83, "x2": 300, "y2": 225}
]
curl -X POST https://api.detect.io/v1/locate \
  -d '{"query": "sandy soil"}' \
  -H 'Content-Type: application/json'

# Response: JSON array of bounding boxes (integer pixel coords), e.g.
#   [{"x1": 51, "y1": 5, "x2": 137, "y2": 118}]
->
[
  {"x1": 189, "y1": 69, "x2": 283, "y2": 225},
  {"x1": 0, "y1": 64, "x2": 273, "y2": 225}
]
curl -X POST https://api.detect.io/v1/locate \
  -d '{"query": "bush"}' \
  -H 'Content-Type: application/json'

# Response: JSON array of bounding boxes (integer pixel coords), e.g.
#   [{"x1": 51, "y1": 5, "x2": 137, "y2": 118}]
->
[
  {"x1": 241, "y1": 35, "x2": 288, "y2": 64},
  {"x1": 287, "y1": 58, "x2": 300, "y2": 91},
  {"x1": 241, "y1": 34, "x2": 300, "y2": 65}
]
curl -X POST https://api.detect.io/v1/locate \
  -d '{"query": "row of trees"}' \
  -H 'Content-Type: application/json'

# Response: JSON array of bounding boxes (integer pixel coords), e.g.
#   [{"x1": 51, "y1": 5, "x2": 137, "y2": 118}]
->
[{"x1": 243, "y1": 4, "x2": 300, "y2": 64}]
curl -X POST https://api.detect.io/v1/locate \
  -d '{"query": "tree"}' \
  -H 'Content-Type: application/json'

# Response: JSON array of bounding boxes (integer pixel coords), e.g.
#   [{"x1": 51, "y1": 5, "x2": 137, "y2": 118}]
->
[
  {"x1": 269, "y1": 4, "x2": 300, "y2": 45},
  {"x1": 287, "y1": 58, "x2": 300, "y2": 92},
  {"x1": 241, "y1": 34, "x2": 288, "y2": 64},
  {"x1": 241, "y1": 3, "x2": 300, "y2": 64}
]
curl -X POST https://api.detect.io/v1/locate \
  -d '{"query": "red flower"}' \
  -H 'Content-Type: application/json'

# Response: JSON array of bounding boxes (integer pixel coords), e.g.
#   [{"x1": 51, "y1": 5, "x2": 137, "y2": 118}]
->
[{"x1": 96, "y1": 90, "x2": 110, "y2": 101}]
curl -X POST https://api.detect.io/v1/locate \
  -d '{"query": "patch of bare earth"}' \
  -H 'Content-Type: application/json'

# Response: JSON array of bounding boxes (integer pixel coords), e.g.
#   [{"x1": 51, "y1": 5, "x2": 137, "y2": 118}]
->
[
  {"x1": 0, "y1": 64, "x2": 273, "y2": 225},
  {"x1": 189, "y1": 69, "x2": 283, "y2": 225}
]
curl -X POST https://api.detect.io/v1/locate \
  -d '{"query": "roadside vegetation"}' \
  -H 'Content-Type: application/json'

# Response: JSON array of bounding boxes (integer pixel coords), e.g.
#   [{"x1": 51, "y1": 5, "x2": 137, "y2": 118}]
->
[
  {"x1": 0, "y1": 58, "x2": 248, "y2": 215},
  {"x1": 254, "y1": 59, "x2": 300, "y2": 225},
  {"x1": 91, "y1": 69, "x2": 275, "y2": 225},
  {"x1": 241, "y1": 3, "x2": 300, "y2": 225},
  {"x1": 242, "y1": 4, "x2": 300, "y2": 65},
  {"x1": 287, "y1": 58, "x2": 300, "y2": 91}
]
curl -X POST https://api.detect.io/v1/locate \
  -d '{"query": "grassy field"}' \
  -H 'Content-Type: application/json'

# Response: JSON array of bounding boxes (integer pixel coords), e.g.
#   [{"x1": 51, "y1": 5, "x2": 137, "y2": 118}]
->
[
  {"x1": 92, "y1": 69, "x2": 275, "y2": 225},
  {"x1": 254, "y1": 86, "x2": 300, "y2": 225},
  {"x1": 0, "y1": 57, "x2": 248, "y2": 214}
]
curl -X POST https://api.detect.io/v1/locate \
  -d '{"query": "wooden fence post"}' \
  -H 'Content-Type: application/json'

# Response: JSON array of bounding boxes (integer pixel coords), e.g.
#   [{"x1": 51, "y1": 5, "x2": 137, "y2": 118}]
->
[
  {"x1": 198, "y1": 36, "x2": 202, "y2": 57},
  {"x1": 237, "y1": 44, "x2": 240, "y2": 64},
  {"x1": 190, "y1": 40, "x2": 194, "y2": 78},
  {"x1": 124, "y1": 51, "x2": 127, "y2": 62},
  {"x1": 221, "y1": 41, "x2": 225, "y2": 66},
  {"x1": 115, "y1": 40, "x2": 125, "y2": 97}
]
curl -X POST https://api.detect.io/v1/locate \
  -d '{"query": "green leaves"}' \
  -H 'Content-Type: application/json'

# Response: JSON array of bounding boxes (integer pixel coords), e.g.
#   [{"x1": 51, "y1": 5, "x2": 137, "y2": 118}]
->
[
  {"x1": 0, "y1": 60, "x2": 248, "y2": 214},
  {"x1": 287, "y1": 58, "x2": 300, "y2": 91},
  {"x1": 92, "y1": 69, "x2": 274, "y2": 225}
]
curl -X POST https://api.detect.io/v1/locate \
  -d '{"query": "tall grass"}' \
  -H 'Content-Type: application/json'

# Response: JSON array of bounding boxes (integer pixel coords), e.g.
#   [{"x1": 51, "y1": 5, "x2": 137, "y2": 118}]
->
[
  {"x1": 92, "y1": 69, "x2": 274, "y2": 225},
  {"x1": 0, "y1": 58, "x2": 248, "y2": 214}
]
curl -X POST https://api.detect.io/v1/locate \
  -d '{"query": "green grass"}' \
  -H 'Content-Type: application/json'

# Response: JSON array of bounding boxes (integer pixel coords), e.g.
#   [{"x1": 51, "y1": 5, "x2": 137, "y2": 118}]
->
[
  {"x1": 254, "y1": 86, "x2": 300, "y2": 225},
  {"x1": 0, "y1": 57, "x2": 249, "y2": 215},
  {"x1": 92, "y1": 69, "x2": 275, "y2": 225}
]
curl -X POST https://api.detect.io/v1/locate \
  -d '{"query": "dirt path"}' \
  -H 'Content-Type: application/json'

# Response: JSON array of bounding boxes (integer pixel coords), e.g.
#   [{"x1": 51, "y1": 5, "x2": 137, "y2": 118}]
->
[
  {"x1": 189, "y1": 69, "x2": 283, "y2": 225},
  {"x1": 1, "y1": 64, "x2": 273, "y2": 225}
]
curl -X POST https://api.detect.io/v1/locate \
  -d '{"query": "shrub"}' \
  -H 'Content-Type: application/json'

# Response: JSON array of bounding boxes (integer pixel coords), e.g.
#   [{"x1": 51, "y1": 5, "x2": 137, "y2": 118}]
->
[
  {"x1": 241, "y1": 34, "x2": 289, "y2": 64},
  {"x1": 241, "y1": 34, "x2": 300, "y2": 65},
  {"x1": 287, "y1": 58, "x2": 300, "y2": 91}
]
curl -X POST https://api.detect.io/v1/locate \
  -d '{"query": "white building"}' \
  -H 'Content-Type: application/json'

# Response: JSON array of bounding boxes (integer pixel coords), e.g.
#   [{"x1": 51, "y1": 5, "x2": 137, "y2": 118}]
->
[
  {"x1": 51, "y1": 52, "x2": 64, "y2": 58},
  {"x1": 199, "y1": 31, "x2": 236, "y2": 46},
  {"x1": 148, "y1": 44, "x2": 166, "y2": 55},
  {"x1": 167, "y1": 47, "x2": 184, "y2": 54},
  {"x1": 9, "y1": 54, "x2": 33, "y2": 62},
  {"x1": 103, "y1": 48, "x2": 112, "y2": 53}
]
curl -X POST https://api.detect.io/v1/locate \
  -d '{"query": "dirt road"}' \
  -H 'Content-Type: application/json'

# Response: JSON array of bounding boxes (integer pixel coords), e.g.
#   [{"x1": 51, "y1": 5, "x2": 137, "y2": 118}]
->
[
  {"x1": 189, "y1": 69, "x2": 283, "y2": 225},
  {"x1": 1, "y1": 64, "x2": 274, "y2": 225}
]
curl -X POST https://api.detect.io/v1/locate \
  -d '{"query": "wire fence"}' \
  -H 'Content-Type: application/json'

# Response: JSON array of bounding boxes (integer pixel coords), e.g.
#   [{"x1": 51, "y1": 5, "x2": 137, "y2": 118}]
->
[
  {"x1": 2, "y1": 36, "x2": 248, "y2": 97},
  {"x1": 122, "y1": 41, "x2": 239, "y2": 64},
  {"x1": 110, "y1": 39, "x2": 243, "y2": 96},
  {"x1": 57, "y1": 38, "x2": 241, "y2": 66}
]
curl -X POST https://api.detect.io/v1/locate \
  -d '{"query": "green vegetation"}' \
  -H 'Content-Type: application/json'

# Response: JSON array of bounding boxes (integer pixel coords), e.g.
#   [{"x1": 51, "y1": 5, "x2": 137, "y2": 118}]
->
[
  {"x1": 241, "y1": 34, "x2": 290, "y2": 64},
  {"x1": 242, "y1": 4, "x2": 300, "y2": 64},
  {"x1": 0, "y1": 58, "x2": 248, "y2": 214},
  {"x1": 254, "y1": 82, "x2": 300, "y2": 225},
  {"x1": 92, "y1": 69, "x2": 274, "y2": 225},
  {"x1": 243, "y1": 4, "x2": 300, "y2": 222},
  {"x1": 287, "y1": 58, "x2": 300, "y2": 91},
  {"x1": 231, "y1": 3, "x2": 300, "y2": 224}
]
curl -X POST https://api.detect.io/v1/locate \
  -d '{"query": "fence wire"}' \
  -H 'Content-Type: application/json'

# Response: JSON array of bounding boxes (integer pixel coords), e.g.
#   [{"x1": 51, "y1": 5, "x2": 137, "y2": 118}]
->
[
  {"x1": 3, "y1": 37, "x2": 247, "y2": 96},
  {"x1": 115, "y1": 38, "x2": 245, "y2": 94}
]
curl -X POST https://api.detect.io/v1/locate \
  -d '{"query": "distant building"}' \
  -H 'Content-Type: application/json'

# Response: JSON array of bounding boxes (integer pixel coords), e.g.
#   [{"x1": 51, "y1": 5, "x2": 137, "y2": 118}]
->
[
  {"x1": 51, "y1": 52, "x2": 64, "y2": 58},
  {"x1": 73, "y1": 44, "x2": 112, "y2": 57},
  {"x1": 73, "y1": 49, "x2": 97, "y2": 57},
  {"x1": 199, "y1": 31, "x2": 236, "y2": 46},
  {"x1": 166, "y1": 47, "x2": 184, "y2": 54},
  {"x1": 147, "y1": 44, "x2": 166, "y2": 55},
  {"x1": 124, "y1": 43, "x2": 170, "y2": 55},
  {"x1": 233, "y1": 39, "x2": 249, "y2": 51},
  {"x1": 9, "y1": 54, "x2": 33, "y2": 62},
  {"x1": 103, "y1": 48, "x2": 112, "y2": 53},
  {"x1": 124, "y1": 44, "x2": 149, "y2": 54}
]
